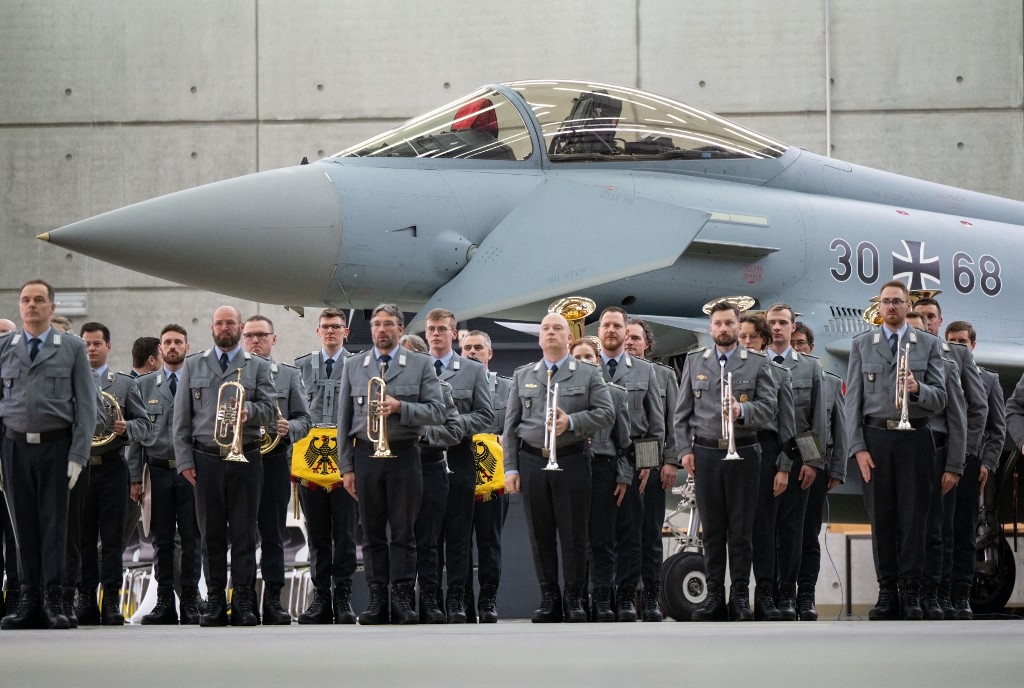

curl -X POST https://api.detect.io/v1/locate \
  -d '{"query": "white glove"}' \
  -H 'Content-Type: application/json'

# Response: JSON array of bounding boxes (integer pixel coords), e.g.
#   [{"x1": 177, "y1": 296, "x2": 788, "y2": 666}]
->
[{"x1": 68, "y1": 461, "x2": 83, "y2": 490}]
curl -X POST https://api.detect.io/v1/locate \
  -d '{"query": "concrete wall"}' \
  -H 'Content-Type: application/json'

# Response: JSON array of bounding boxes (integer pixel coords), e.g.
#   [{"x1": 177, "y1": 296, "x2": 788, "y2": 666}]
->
[{"x1": 2, "y1": 0, "x2": 1021, "y2": 371}]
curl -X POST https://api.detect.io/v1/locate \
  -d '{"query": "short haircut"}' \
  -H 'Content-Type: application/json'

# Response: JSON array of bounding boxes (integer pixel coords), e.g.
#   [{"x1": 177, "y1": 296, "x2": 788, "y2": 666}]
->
[
  {"x1": 766, "y1": 302, "x2": 795, "y2": 320},
  {"x1": 399, "y1": 333, "x2": 427, "y2": 353},
  {"x1": 50, "y1": 315, "x2": 73, "y2": 331},
  {"x1": 599, "y1": 306, "x2": 628, "y2": 324},
  {"x1": 914, "y1": 297, "x2": 941, "y2": 315},
  {"x1": 245, "y1": 315, "x2": 274, "y2": 331},
  {"x1": 740, "y1": 312, "x2": 771, "y2": 344},
  {"x1": 425, "y1": 308, "x2": 457, "y2": 328},
  {"x1": 945, "y1": 320, "x2": 976, "y2": 343},
  {"x1": 880, "y1": 280, "x2": 910, "y2": 299},
  {"x1": 131, "y1": 337, "x2": 160, "y2": 368},
  {"x1": 20, "y1": 279, "x2": 55, "y2": 302},
  {"x1": 160, "y1": 323, "x2": 188, "y2": 340},
  {"x1": 319, "y1": 307, "x2": 347, "y2": 325},
  {"x1": 793, "y1": 322, "x2": 815, "y2": 346},
  {"x1": 80, "y1": 321, "x2": 110, "y2": 343},
  {"x1": 462, "y1": 330, "x2": 492, "y2": 349},
  {"x1": 709, "y1": 301, "x2": 739, "y2": 320},
  {"x1": 570, "y1": 338, "x2": 600, "y2": 359},
  {"x1": 627, "y1": 317, "x2": 655, "y2": 356},
  {"x1": 371, "y1": 304, "x2": 404, "y2": 327}
]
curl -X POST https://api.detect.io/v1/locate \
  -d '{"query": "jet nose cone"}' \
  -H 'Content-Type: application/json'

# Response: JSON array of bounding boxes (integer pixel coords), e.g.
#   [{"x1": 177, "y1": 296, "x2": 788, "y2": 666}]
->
[{"x1": 44, "y1": 164, "x2": 341, "y2": 304}]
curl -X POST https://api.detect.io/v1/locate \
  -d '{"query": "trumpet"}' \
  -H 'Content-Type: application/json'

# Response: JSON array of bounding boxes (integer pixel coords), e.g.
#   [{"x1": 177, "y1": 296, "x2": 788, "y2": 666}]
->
[
  {"x1": 367, "y1": 370, "x2": 393, "y2": 458},
  {"x1": 215, "y1": 368, "x2": 249, "y2": 462},
  {"x1": 92, "y1": 390, "x2": 123, "y2": 448},
  {"x1": 894, "y1": 342, "x2": 913, "y2": 431},
  {"x1": 542, "y1": 369, "x2": 562, "y2": 471},
  {"x1": 719, "y1": 359, "x2": 742, "y2": 460}
]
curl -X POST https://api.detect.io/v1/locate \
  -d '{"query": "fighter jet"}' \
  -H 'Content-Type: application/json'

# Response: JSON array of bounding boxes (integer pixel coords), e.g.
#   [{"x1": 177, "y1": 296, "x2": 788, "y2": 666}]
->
[{"x1": 40, "y1": 79, "x2": 1024, "y2": 380}]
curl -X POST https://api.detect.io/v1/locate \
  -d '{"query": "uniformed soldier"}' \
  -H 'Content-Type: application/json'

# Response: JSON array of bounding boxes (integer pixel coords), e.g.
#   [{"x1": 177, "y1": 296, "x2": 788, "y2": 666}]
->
[
  {"x1": 122, "y1": 336, "x2": 161, "y2": 557},
  {"x1": 674, "y1": 300, "x2": 779, "y2": 621},
  {"x1": 0, "y1": 320, "x2": 18, "y2": 619},
  {"x1": 242, "y1": 316, "x2": 312, "y2": 624},
  {"x1": 503, "y1": 312, "x2": 615, "y2": 623},
  {"x1": 293, "y1": 308, "x2": 359, "y2": 625},
  {"x1": 792, "y1": 322, "x2": 847, "y2": 621},
  {"x1": 336, "y1": 304, "x2": 446, "y2": 625},
  {"x1": 845, "y1": 281, "x2": 947, "y2": 620},
  {"x1": 423, "y1": 308, "x2": 493, "y2": 623},
  {"x1": 74, "y1": 322, "x2": 151, "y2": 627},
  {"x1": 738, "y1": 312, "x2": 771, "y2": 352},
  {"x1": 947, "y1": 320, "x2": 1005, "y2": 619},
  {"x1": 172, "y1": 305, "x2": 277, "y2": 627},
  {"x1": 460, "y1": 330, "x2": 512, "y2": 623},
  {"x1": 129, "y1": 324, "x2": 203, "y2": 625},
  {"x1": 624, "y1": 318, "x2": 682, "y2": 622},
  {"x1": 0, "y1": 280, "x2": 96, "y2": 630}
]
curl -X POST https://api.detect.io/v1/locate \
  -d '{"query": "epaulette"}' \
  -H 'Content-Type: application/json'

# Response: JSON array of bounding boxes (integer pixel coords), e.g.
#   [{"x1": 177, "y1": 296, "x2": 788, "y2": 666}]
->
[
  {"x1": 979, "y1": 366, "x2": 998, "y2": 375},
  {"x1": 747, "y1": 349, "x2": 767, "y2": 358},
  {"x1": 513, "y1": 362, "x2": 533, "y2": 374},
  {"x1": 345, "y1": 349, "x2": 360, "y2": 358},
  {"x1": 115, "y1": 371, "x2": 135, "y2": 380},
  {"x1": 276, "y1": 361, "x2": 299, "y2": 371},
  {"x1": 294, "y1": 351, "x2": 314, "y2": 362},
  {"x1": 822, "y1": 370, "x2": 843, "y2": 381},
  {"x1": 852, "y1": 329, "x2": 872, "y2": 339},
  {"x1": 687, "y1": 347, "x2": 708, "y2": 357},
  {"x1": 134, "y1": 370, "x2": 158, "y2": 380},
  {"x1": 575, "y1": 358, "x2": 599, "y2": 368},
  {"x1": 250, "y1": 352, "x2": 270, "y2": 362},
  {"x1": 800, "y1": 351, "x2": 820, "y2": 360},
  {"x1": 608, "y1": 381, "x2": 627, "y2": 392},
  {"x1": 186, "y1": 350, "x2": 204, "y2": 359}
]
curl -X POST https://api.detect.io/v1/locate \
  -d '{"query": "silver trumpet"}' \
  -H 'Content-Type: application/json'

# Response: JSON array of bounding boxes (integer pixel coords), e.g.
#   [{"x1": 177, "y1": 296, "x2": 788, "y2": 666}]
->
[
  {"x1": 542, "y1": 369, "x2": 562, "y2": 471},
  {"x1": 368, "y1": 365, "x2": 393, "y2": 458},
  {"x1": 720, "y1": 359, "x2": 742, "y2": 460},
  {"x1": 215, "y1": 368, "x2": 249, "y2": 462},
  {"x1": 894, "y1": 341, "x2": 913, "y2": 431}
]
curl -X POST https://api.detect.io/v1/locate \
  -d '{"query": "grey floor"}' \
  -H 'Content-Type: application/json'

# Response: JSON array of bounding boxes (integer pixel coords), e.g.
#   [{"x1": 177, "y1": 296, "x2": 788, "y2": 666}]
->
[{"x1": 1, "y1": 620, "x2": 1022, "y2": 688}]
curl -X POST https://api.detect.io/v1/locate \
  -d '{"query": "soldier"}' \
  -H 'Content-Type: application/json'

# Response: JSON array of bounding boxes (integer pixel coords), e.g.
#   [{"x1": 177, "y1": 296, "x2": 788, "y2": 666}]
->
[
  {"x1": 947, "y1": 320, "x2": 1005, "y2": 619},
  {"x1": 674, "y1": 301, "x2": 779, "y2": 621},
  {"x1": 423, "y1": 309, "x2": 493, "y2": 623},
  {"x1": 623, "y1": 317, "x2": 680, "y2": 622},
  {"x1": 129, "y1": 324, "x2": 203, "y2": 625},
  {"x1": 738, "y1": 313, "x2": 771, "y2": 352},
  {"x1": 791, "y1": 322, "x2": 846, "y2": 620},
  {"x1": 172, "y1": 305, "x2": 277, "y2": 627},
  {"x1": 242, "y1": 316, "x2": 312, "y2": 624},
  {"x1": 76, "y1": 322, "x2": 151, "y2": 626},
  {"x1": 0, "y1": 280, "x2": 96, "y2": 630},
  {"x1": 129, "y1": 337, "x2": 162, "y2": 378},
  {"x1": 0, "y1": 319, "x2": 13, "y2": 619},
  {"x1": 294, "y1": 308, "x2": 359, "y2": 625},
  {"x1": 504, "y1": 312, "x2": 614, "y2": 623},
  {"x1": 845, "y1": 281, "x2": 946, "y2": 620},
  {"x1": 336, "y1": 304, "x2": 446, "y2": 625},
  {"x1": 460, "y1": 330, "x2": 512, "y2": 623}
]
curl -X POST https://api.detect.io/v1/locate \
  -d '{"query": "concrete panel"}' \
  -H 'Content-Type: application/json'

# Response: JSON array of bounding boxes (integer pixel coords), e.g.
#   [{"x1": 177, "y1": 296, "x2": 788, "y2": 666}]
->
[
  {"x1": 0, "y1": 125, "x2": 256, "y2": 289},
  {"x1": 639, "y1": 0, "x2": 826, "y2": 114},
  {"x1": 0, "y1": 1, "x2": 256, "y2": 124},
  {"x1": 830, "y1": 111, "x2": 1024, "y2": 201},
  {"x1": 256, "y1": 0, "x2": 637, "y2": 120},
  {"x1": 830, "y1": 0, "x2": 1023, "y2": 110},
  {"x1": 730, "y1": 112, "x2": 829, "y2": 157},
  {"x1": 258, "y1": 121, "x2": 395, "y2": 171}
]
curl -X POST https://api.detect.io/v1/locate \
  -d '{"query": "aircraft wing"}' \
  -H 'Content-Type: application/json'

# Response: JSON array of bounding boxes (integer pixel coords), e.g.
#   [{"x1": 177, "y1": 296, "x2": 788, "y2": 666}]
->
[{"x1": 407, "y1": 178, "x2": 710, "y2": 332}]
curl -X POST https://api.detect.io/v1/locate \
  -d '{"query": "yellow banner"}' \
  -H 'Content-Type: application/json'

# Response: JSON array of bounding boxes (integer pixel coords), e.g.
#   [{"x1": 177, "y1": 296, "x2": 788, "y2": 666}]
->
[
  {"x1": 472, "y1": 433, "x2": 504, "y2": 498},
  {"x1": 291, "y1": 425, "x2": 343, "y2": 490}
]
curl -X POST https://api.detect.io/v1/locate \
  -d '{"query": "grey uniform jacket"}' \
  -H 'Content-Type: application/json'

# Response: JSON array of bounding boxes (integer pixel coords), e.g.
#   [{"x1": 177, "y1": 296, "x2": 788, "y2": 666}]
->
[
  {"x1": 822, "y1": 371, "x2": 848, "y2": 483},
  {"x1": 590, "y1": 382, "x2": 633, "y2": 484},
  {"x1": 172, "y1": 349, "x2": 277, "y2": 474},
  {"x1": 336, "y1": 348, "x2": 446, "y2": 475},
  {"x1": 268, "y1": 360, "x2": 312, "y2": 445},
  {"x1": 436, "y1": 353, "x2": 494, "y2": 440},
  {"x1": 673, "y1": 346, "x2": 780, "y2": 459},
  {"x1": 126, "y1": 370, "x2": 175, "y2": 482},
  {"x1": 928, "y1": 357, "x2": 967, "y2": 475},
  {"x1": 652, "y1": 362, "x2": 680, "y2": 467},
  {"x1": 766, "y1": 361, "x2": 797, "y2": 471},
  {"x1": 422, "y1": 379, "x2": 465, "y2": 449},
  {"x1": 940, "y1": 341, "x2": 988, "y2": 458},
  {"x1": 295, "y1": 348, "x2": 348, "y2": 426},
  {"x1": 502, "y1": 358, "x2": 615, "y2": 474},
  {"x1": 604, "y1": 354, "x2": 665, "y2": 447},
  {"x1": 999, "y1": 370, "x2": 1024, "y2": 455},
  {"x1": 772, "y1": 350, "x2": 828, "y2": 470},
  {"x1": 978, "y1": 368, "x2": 1006, "y2": 473},
  {"x1": 97, "y1": 369, "x2": 152, "y2": 455},
  {"x1": 845, "y1": 327, "x2": 947, "y2": 457},
  {"x1": 0, "y1": 330, "x2": 97, "y2": 466},
  {"x1": 485, "y1": 372, "x2": 512, "y2": 435}
]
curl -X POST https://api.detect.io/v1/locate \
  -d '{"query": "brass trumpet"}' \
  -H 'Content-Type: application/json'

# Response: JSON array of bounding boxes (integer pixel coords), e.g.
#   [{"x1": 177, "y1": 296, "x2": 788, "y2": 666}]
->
[
  {"x1": 367, "y1": 370, "x2": 392, "y2": 458},
  {"x1": 542, "y1": 369, "x2": 562, "y2": 471},
  {"x1": 215, "y1": 368, "x2": 249, "y2": 462},
  {"x1": 894, "y1": 342, "x2": 913, "y2": 431},
  {"x1": 719, "y1": 360, "x2": 742, "y2": 460},
  {"x1": 92, "y1": 390, "x2": 123, "y2": 448}
]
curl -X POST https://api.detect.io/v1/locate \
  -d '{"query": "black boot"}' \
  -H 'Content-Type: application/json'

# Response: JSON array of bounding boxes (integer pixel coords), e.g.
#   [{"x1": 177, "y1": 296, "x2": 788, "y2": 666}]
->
[
  {"x1": 4, "y1": 588, "x2": 20, "y2": 623},
  {"x1": 298, "y1": 587, "x2": 333, "y2": 624},
  {"x1": 776, "y1": 582, "x2": 797, "y2": 621},
  {"x1": 446, "y1": 585, "x2": 467, "y2": 624},
  {"x1": 1, "y1": 586, "x2": 42, "y2": 630},
  {"x1": 952, "y1": 582, "x2": 974, "y2": 620},
  {"x1": 564, "y1": 584, "x2": 587, "y2": 623},
  {"x1": 62, "y1": 587, "x2": 78, "y2": 628},
  {"x1": 201, "y1": 590, "x2": 228, "y2": 627},
  {"x1": 100, "y1": 587, "x2": 124, "y2": 626},
  {"x1": 691, "y1": 582, "x2": 728, "y2": 622},
  {"x1": 531, "y1": 584, "x2": 562, "y2": 623},
  {"x1": 43, "y1": 586, "x2": 70, "y2": 629},
  {"x1": 230, "y1": 587, "x2": 258, "y2": 626},
  {"x1": 641, "y1": 583, "x2": 663, "y2": 622},
  {"x1": 615, "y1": 583, "x2": 637, "y2": 622},
  {"x1": 899, "y1": 579, "x2": 923, "y2": 621},
  {"x1": 359, "y1": 584, "x2": 389, "y2": 625},
  {"x1": 179, "y1": 586, "x2": 201, "y2": 625},
  {"x1": 142, "y1": 586, "x2": 179, "y2": 625},
  {"x1": 391, "y1": 583, "x2": 418, "y2": 625},
  {"x1": 464, "y1": 586, "x2": 477, "y2": 623},
  {"x1": 261, "y1": 585, "x2": 291, "y2": 625},
  {"x1": 333, "y1": 581, "x2": 357, "y2": 625},
  {"x1": 477, "y1": 584, "x2": 498, "y2": 624},
  {"x1": 728, "y1": 581, "x2": 754, "y2": 621},
  {"x1": 868, "y1": 581, "x2": 899, "y2": 620},
  {"x1": 797, "y1": 586, "x2": 818, "y2": 621},
  {"x1": 418, "y1": 585, "x2": 446, "y2": 624},
  {"x1": 593, "y1": 585, "x2": 615, "y2": 622},
  {"x1": 75, "y1": 586, "x2": 101, "y2": 626},
  {"x1": 920, "y1": 581, "x2": 944, "y2": 620},
  {"x1": 754, "y1": 582, "x2": 782, "y2": 621},
  {"x1": 938, "y1": 579, "x2": 956, "y2": 620}
]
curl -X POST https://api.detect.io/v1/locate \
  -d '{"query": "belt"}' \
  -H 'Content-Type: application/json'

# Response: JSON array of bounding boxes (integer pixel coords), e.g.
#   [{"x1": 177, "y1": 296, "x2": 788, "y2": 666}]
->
[
  {"x1": 194, "y1": 440, "x2": 260, "y2": 456},
  {"x1": 693, "y1": 435, "x2": 758, "y2": 450},
  {"x1": 354, "y1": 437, "x2": 418, "y2": 454},
  {"x1": 90, "y1": 445, "x2": 125, "y2": 463},
  {"x1": 475, "y1": 488, "x2": 505, "y2": 503},
  {"x1": 419, "y1": 446, "x2": 447, "y2": 466},
  {"x1": 146, "y1": 458, "x2": 177, "y2": 470},
  {"x1": 756, "y1": 429, "x2": 778, "y2": 444},
  {"x1": 863, "y1": 415, "x2": 930, "y2": 431},
  {"x1": 592, "y1": 453, "x2": 616, "y2": 462},
  {"x1": 4, "y1": 427, "x2": 72, "y2": 444},
  {"x1": 520, "y1": 441, "x2": 589, "y2": 458}
]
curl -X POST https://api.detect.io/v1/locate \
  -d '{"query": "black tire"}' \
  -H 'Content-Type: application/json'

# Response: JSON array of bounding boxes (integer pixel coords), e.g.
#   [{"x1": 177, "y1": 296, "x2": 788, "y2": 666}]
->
[
  {"x1": 659, "y1": 551, "x2": 706, "y2": 621},
  {"x1": 972, "y1": 536, "x2": 1016, "y2": 614}
]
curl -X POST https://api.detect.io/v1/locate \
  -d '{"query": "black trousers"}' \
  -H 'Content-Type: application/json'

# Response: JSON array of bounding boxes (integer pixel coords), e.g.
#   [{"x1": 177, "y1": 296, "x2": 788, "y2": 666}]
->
[
  {"x1": 640, "y1": 468, "x2": 666, "y2": 587},
  {"x1": 80, "y1": 453, "x2": 129, "y2": 591},
  {"x1": 148, "y1": 463, "x2": 200, "y2": 589},
  {"x1": 257, "y1": 450, "x2": 291, "y2": 588},
  {"x1": 298, "y1": 483, "x2": 358, "y2": 590},
  {"x1": 520, "y1": 448, "x2": 591, "y2": 587},
  {"x1": 589, "y1": 455, "x2": 620, "y2": 588},
  {"x1": 946, "y1": 454, "x2": 981, "y2": 584},
  {"x1": 775, "y1": 457, "x2": 811, "y2": 586},
  {"x1": 468, "y1": 492, "x2": 507, "y2": 589},
  {"x1": 1, "y1": 436, "x2": 71, "y2": 589},
  {"x1": 63, "y1": 464, "x2": 90, "y2": 587},
  {"x1": 0, "y1": 491, "x2": 17, "y2": 590},
  {"x1": 798, "y1": 464, "x2": 828, "y2": 589},
  {"x1": 354, "y1": 440, "x2": 422, "y2": 587},
  {"x1": 923, "y1": 442, "x2": 948, "y2": 585},
  {"x1": 194, "y1": 447, "x2": 263, "y2": 591},
  {"x1": 693, "y1": 443, "x2": 760, "y2": 588},
  {"x1": 415, "y1": 457, "x2": 448, "y2": 589},
  {"x1": 751, "y1": 434, "x2": 781, "y2": 584},
  {"x1": 613, "y1": 470, "x2": 642, "y2": 587},
  {"x1": 437, "y1": 440, "x2": 476, "y2": 591}
]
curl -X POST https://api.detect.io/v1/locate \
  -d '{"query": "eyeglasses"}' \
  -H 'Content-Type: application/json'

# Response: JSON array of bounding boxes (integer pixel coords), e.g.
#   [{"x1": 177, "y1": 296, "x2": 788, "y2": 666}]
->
[
  {"x1": 879, "y1": 299, "x2": 906, "y2": 307},
  {"x1": 242, "y1": 332, "x2": 272, "y2": 341},
  {"x1": 319, "y1": 324, "x2": 345, "y2": 331}
]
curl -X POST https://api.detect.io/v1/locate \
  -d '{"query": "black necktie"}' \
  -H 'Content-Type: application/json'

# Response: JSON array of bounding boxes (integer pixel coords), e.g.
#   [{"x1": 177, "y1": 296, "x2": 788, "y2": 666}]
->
[
  {"x1": 773, "y1": 355, "x2": 784, "y2": 364},
  {"x1": 28, "y1": 338, "x2": 40, "y2": 361},
  {"x1": 550, "y1": 364, "x2": 558, "y2": 375},
  {"x1": 607, "y1": 358, "x2": 617, "y2": 379},
  {"x1": 219, "y1": 352, "x2": 229, "y2": 372},
  {"x1": 719, "y1": 354, "x2": 727, "y2": 365},
  {"x1": 168, "y1": 372, "x2": 178, "y2": 396},
  {"x1": 434, "y1": 359, "x2": 444, "y2": 377},
  {"x1": 325, "y1": 358, "x2": 334, "y2": 379},
  {"x1": 889, "y1": 333, "x2": 898, "y2": 356},
  {"x1": 379, "y1": 354, "x2": 391, "y2": 374}
]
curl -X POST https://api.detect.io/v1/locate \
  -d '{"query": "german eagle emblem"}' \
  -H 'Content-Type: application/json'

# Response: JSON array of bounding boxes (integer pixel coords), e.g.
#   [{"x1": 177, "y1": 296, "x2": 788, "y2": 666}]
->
[
  {"x1": 304, "y1": 434, "x2": 339, "y2": 476},
  {"x1": 474, "y1": 439, "x2": 498, "y2": 487}
]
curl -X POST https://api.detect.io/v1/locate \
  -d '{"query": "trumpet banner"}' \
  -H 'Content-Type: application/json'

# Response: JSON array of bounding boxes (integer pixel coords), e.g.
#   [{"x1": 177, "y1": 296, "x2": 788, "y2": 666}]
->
[
  {"x1": 291, "y1": 426, "x2": 343, "y2": 491},
  {"x1": 472, "y1": 433, "x2": 504, "y2": 497}
]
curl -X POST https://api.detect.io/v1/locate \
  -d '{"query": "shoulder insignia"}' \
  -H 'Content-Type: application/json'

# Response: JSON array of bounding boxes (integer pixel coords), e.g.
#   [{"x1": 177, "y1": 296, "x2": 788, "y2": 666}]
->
[
  {"x1": 278, "y1": 361, "x2": 298, "y2": 370},
  {"x1": 823, "y1": 370, "x2": 842, "y2": 380},
  {"x1": 568, "y1": 359, "x2": 577, "y2": 372},
  {"x1": 53, "y1": 334, "x2": 62, "y2": 346},
  {"x1": 941, "y1": 342, "x2": 951, "y2": 351},
  {"x1": 746, "y1": 349, "x2": 766, "y2": 358}
]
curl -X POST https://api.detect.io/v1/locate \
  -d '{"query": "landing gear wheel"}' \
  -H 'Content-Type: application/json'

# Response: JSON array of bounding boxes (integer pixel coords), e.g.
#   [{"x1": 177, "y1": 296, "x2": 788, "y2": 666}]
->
[
  {"x1": 659, "y1": 551, "x2": 706, "y2": 621},
  {"x1": 972, "y1": 537, "x2": 1016, "y2": 614}
]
